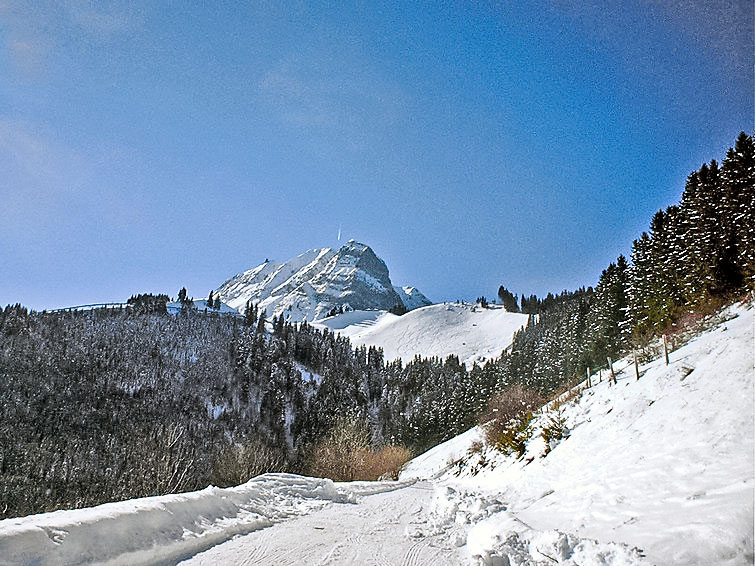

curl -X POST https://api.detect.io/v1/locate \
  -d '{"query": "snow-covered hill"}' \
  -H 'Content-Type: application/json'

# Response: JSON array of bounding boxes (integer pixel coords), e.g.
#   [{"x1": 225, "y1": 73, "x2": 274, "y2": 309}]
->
[
  {"x1": 3, "y1": 303, "x2": 750, "y2": 566},
  {"x1": 214, "y1": 241, "x2": 429, "y2": 322},
  {"x1": 316, "y1": 302, "x2": 529, "y2": 367},
  {"x1": 401, "y1": 301, "x2": 755, "y2": 565}
]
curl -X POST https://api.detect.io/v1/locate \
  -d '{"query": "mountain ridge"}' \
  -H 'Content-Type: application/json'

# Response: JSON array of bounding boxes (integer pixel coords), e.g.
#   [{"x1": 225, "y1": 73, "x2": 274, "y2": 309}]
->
[{"x1": 215, "y1": 241, "x2": 430, "y2": 322}]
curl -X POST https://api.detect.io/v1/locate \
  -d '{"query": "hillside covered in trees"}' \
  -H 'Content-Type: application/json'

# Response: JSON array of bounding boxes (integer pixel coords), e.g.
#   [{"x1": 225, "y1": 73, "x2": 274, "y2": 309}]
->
[
  {"x1": 0, "y1": 131, "x2": 752, "y2": 520},
  {"x1": 0, "y1": 303, "x2": 504, "y2": 518},
  {"x1": 497, "y1": 131, "x2": 754, "y2": 392}
]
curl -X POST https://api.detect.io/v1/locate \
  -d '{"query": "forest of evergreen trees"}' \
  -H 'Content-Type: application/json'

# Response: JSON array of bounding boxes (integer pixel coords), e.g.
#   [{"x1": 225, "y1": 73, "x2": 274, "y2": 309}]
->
[
  {"x1": 0, "y1": 131, "x2": 752, "y2": 519},
  {"x1": 497, "y1": 131, "x2": 754, "y2": 392}
]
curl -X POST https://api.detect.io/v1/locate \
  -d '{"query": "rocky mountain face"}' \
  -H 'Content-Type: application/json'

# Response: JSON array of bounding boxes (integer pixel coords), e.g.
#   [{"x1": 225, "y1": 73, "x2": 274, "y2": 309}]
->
[{"x1": 215, "y1": 241, "x2": 431, "y2": 322}]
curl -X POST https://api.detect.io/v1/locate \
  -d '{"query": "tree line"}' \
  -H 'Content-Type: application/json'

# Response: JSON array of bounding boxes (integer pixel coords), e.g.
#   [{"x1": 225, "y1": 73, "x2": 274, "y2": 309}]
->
[{"x1": 495, "y1": 131, "x2": 753, "y2": 392}]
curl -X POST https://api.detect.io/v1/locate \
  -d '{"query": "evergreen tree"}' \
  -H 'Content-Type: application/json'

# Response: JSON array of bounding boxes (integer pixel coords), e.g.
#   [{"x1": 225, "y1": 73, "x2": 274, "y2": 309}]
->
[
  {"x1": 721, "y1": 131, "x2": 755, "y2": 283},
  {"x1": 244, "y1": 300, "x2": 257, "y2": 327},
  {"x1": 520, "y1": 294, "x2": 540, "y2": 314},
  {"x1": 256, "y1": 309, "x2": 267, "y2": 335},
  {"x1": 497, "y1": 286, "x2": 520, "y2": 312},
  {"x1": 586, "y1": 256, "x2": 629, "y2": 367}
]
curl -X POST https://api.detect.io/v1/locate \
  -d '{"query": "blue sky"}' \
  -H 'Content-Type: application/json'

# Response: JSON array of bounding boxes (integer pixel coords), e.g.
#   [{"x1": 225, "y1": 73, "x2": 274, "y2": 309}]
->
[{"x1": 1, "y1": 1, "x2": 752, "y2": 310}]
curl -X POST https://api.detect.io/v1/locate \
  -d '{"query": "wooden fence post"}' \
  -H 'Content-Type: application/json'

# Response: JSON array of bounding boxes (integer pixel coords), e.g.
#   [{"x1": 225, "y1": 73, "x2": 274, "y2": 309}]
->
[
  {"x1": 586, "y1": 367, "x2": 591, "y2": 388},
  {"x1": 634, "y1": 350, "x2": 640, "y2": 380},
  {"x1": 663, "y1": 334, "x2": 670, "y2": 366},
  {"x1": 607, "y1": 357, "x2": 616, "y2": 385}
]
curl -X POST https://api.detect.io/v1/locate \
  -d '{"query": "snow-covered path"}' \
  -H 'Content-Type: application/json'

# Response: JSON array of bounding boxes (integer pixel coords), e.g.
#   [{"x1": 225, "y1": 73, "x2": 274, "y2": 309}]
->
[{"x1": 177, "y1": 481, "x2": 461, "y2": 566}]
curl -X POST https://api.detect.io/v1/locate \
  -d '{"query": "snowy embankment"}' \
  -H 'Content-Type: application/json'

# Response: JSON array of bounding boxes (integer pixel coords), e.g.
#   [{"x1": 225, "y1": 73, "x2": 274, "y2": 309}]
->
[
  {"x1": 401, "y1": 301, "x2": 755, "y2": 565},
  {"x1": 0, "y1": 474, "x2": 412, "y2": 566},
  {"x1": 317, "y1": 302, "x2": 529, "y2": 367}
]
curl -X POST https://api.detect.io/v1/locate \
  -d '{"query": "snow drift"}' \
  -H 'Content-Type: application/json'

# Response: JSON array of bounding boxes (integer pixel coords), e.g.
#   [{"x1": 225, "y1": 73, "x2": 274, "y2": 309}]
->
[{"x1": 0, "y1": 474, "x2": 409, "y2": 566}]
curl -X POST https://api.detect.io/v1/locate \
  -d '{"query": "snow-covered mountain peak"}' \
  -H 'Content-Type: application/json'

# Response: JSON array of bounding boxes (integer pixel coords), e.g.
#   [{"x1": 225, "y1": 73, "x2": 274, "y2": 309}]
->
[{"x1": 215, "y1": 242, "x2": 429, "y2": 322}]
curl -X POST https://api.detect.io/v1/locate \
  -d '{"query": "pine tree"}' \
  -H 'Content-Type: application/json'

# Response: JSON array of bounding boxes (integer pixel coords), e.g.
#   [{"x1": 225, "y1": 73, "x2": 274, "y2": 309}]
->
[
  {"x1": 721, "y1": 131, "x2": 755, "y2": 284},
  {"x1": 586, "y1": 256, "x2": 629, "y2": 367},
  {"x1": 256, "y1": 309, "x2": 267, "y2": 335},
  {"x1": 497, "y1": 286, "x2": 520, "y2": 312},
  {"x1": 628, "y1": 232, "x2": 654, "y2": 337},
  {"x1": 244, "y1": 300, "x2": 257, "y2": 326}
]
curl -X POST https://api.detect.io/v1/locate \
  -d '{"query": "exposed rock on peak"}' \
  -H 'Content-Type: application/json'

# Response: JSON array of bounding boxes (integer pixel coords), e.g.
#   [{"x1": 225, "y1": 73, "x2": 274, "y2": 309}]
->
[{"x1": 215, "y1": 242, "x2": 429, "y2": 322}]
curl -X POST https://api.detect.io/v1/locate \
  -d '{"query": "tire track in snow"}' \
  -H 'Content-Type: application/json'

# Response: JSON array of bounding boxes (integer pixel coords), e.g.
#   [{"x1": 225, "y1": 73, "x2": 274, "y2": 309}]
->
[
  {"x1": 401, "y1": 539, "x2": 431, "y2": 566},
  {"x1": 177, "y1": 481, "x2": 462, "y2": 566}
]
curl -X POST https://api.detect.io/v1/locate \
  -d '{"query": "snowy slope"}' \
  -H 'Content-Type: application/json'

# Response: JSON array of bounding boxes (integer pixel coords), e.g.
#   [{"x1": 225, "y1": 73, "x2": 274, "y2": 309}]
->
[
  {"x1": 401, "y1": 301, "x2": 755, "y2": 566},
  {"x1": 215, "y1": 241, "x2": 427, "y2": 322},
  {"x1": 317, "y1": 302, "x2": 529, "y2": 367}
]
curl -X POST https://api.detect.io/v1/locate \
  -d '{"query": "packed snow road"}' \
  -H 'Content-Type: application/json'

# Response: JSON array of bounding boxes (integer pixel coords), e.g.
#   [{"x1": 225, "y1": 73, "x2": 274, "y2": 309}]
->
[{"x1": 177, "y1": 481, "x2": 462, "y2": 566}]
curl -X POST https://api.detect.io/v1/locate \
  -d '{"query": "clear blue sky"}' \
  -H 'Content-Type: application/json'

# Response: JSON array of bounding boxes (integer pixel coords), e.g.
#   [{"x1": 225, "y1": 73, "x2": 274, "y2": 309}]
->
[{"x1": 1, "y1": 1, "x2": 752, "y2": 310}]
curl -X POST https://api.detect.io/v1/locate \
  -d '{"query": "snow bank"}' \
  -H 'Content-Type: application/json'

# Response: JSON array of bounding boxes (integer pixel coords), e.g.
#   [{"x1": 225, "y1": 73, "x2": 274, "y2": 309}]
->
[
  {"x1": 0, "y1": 474, "x2": 407, "y2": 566},
  {"x1": 410, "y1": 301, "x2": 754, "y2": 566},
  {"x1": 428, "y1": 486, "x2": 645, "y2": 565}
]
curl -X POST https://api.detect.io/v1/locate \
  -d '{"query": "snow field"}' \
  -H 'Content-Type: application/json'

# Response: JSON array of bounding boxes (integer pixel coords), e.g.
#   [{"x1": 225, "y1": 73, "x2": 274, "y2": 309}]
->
[{"x1": 318, "y1": 302, "x2": 529, "y2": 367}]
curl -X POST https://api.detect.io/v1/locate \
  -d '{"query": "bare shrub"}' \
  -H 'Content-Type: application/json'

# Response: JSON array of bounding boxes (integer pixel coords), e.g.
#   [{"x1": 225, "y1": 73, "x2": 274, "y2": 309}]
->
[
  {"x1": 553, "y1": 382, "x2": 583, "y2": 407},
  {"x1": 307, "y1": 418, "x2": 411, "y2": 481},
  {"x1": 481, "y1": 384, "x2": 544, "y2": 457},
  {"x1": 211, "y1": 437, "x2": 286, "y2": 487},
  {"x1": 468, "y1": 440, "x2": 484, "y2": 455},
  {"x1": 359, "y1": 445, "x2": 412, "y2": 480},
  {"x1": 307, "y1": 417, "x2": 370, "y2": 481}
]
